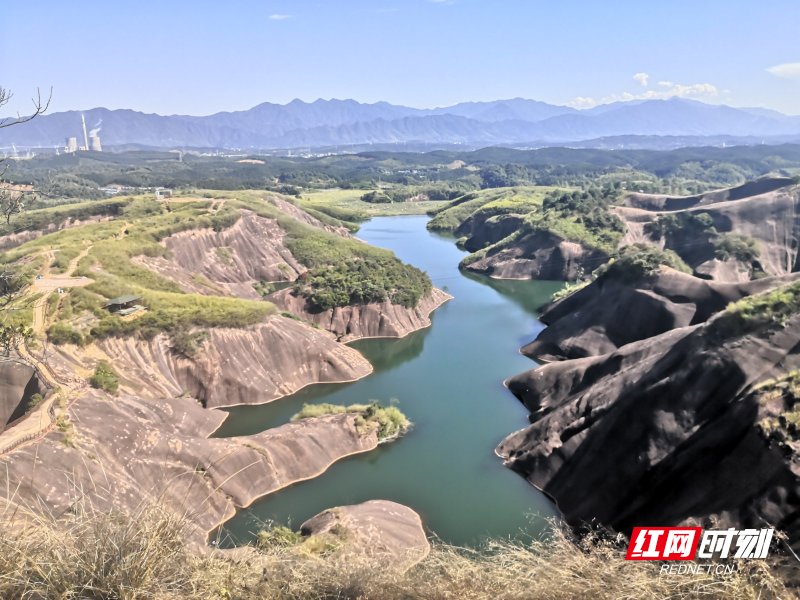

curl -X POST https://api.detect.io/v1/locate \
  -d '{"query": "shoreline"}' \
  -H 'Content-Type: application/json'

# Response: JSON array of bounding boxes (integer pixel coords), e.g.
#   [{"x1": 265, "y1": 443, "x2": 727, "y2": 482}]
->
[{"x1": 208, "y1": 289, "x2": 452, "y2": 414}]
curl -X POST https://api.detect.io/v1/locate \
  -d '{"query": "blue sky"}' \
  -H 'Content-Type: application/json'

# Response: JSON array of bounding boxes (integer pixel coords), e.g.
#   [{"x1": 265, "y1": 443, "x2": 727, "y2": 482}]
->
[{"x1": 2, "y1": 0, "x2": 799, "y2": 116}]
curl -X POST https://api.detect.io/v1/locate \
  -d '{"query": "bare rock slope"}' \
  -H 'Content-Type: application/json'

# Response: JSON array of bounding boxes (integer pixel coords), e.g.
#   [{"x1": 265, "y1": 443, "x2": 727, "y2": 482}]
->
[
  {"x1": 616, "y1": 177, "x2": 800, "y2": 282},
  {"x1": 301, "y1": 500, "x2": 430, "y2": 566},
  {"x1": 499, "y1": 285, "x2": 800, "y2": 547},
  {"x1": 0, "y1": 390, "x2": 379, "y2": 545},
  {"x1": 0, "y1": 360, "x2": 43, "y2": 433},
  {"x1": 52, "y1": 315, "x2": 372, "y2": 408},
  {"x1": 272, "y1": 287, "x2": 452, "y2": 341},
  {"x1": 524, "y1": 268, "x2": 800, "y2": 361},
  {"x1": 464, "y1": 230, "x2": 608, "y2": 281},
  {"x1": 137, "y1": 210, "x2": 307, "y2": 298}
]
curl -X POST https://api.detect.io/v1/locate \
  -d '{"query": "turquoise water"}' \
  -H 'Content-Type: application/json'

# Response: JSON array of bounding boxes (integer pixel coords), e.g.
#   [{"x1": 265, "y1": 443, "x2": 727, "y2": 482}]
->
[{"x1": 216, "y1": 215, "x2": 563, "y2": 546}]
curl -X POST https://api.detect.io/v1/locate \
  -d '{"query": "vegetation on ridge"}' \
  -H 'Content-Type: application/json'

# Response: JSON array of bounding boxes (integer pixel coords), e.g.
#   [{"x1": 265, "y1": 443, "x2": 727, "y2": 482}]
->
[
  {"x1": 712, "y1": 280, "x2": 800, "y2": 338},
  {"x1": 292, "y1": 401, "x2": 411, "y2": 441},
  {"x1": 0, "y1": 503, "x2": 791, "y2": 599}
]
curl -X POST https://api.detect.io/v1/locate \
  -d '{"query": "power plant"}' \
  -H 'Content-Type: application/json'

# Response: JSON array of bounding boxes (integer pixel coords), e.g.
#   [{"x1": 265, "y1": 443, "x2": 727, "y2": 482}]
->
[{"x1": 64, "y1": 114, "x2": 102, "y2": 153}]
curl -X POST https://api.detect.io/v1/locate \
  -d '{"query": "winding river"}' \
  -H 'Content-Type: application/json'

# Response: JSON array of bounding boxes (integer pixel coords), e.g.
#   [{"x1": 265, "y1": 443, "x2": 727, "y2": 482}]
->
[{"x1": 217, "y1": 215, "x2": 563, "y2": 546}]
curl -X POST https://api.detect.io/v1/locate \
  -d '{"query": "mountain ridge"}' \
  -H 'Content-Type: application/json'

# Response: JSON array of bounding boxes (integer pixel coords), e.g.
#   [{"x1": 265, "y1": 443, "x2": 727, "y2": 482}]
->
[{"x1": 3, "y1": 97, "x2": 800, "y2": 151}]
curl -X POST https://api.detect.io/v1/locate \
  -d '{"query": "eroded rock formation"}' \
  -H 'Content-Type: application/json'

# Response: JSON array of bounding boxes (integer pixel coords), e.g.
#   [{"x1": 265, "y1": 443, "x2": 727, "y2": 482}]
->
[
  {"x1": 0, "y1": 390, "x2": 379, "y2": 545},
  {"x1": 50, "y1": 315, "x2": 373, "y2": 408},
  {"x1": 499, "y1": 282, "x2": 800, "y2": 548},
  {"x1": 0, "y1": 360, "x2": 43, "y2": 433},
  {"x1": 524, "y1": 268, "x2": 800, "y2": 362},
  {"x1": 271, "y1": 288, "x2": 452, "y2": 341},
  {"x1": 300, "y1": 500, "x2": 430, "y2": 567},
  {"x1": 465, "y1": 230, "x2": 607, "y2": 281}
]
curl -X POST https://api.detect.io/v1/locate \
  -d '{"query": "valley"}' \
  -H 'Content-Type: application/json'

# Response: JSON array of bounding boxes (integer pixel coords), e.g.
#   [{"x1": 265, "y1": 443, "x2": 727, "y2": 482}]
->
[{"x1": 2, "y1": 148, "x2": 800, "y2": 597}]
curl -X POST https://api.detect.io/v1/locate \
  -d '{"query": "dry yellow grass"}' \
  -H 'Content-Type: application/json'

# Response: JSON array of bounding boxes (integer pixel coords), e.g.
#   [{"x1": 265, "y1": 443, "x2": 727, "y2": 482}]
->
[{"x1": 0, "y1": 500, "x2": 794, "y2": 600}]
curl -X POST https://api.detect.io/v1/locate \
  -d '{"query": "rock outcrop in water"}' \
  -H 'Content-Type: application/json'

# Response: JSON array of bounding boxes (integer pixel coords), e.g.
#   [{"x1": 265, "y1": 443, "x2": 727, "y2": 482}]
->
[
  {"x1": 300, "y1": 500, "x2": 430, "y2": 567},
  {"x1": 498, "y1": 275, "x2": 800, "y2": 548},
  {"x1": 0, "y1": 390, "x2": 380, "y2": 545},
  {"x1": 464, "y1": 230, "x2": 607, "y2": 281}
]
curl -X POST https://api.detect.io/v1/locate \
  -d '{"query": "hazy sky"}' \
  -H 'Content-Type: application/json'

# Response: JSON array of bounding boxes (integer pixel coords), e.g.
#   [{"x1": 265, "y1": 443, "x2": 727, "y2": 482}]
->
[{"x1": 2, "y1": 0, "x2": 799, "y2": 116}]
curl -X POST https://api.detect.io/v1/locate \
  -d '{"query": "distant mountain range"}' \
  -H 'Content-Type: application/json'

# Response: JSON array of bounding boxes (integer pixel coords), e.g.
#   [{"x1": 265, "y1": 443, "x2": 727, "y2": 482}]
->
[{"x1": 3, "y1": 98, "x2": 800, "y2": 151}]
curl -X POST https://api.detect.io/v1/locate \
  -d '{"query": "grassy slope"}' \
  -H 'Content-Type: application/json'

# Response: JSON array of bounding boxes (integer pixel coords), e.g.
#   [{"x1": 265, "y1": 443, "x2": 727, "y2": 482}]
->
[
  {"x1": 1, "y1": 190, "x2": 433, "y2": 340},
  {"x1": 0, "y1": 504, "x2": 790, "y2": 599},
  {"x1": 427, "y1": 186, "x2": 562, "y2": 232},
  {"x1": 302, "y1": 188, "x2": 445, "y2": 217}
]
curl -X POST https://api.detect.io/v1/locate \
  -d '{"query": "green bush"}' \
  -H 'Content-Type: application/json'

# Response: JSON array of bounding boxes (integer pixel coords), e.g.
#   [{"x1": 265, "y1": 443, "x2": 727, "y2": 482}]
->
[
  {"x1": 713, "y1": 281, "x2": 800, "y2": 339},
  {"x1": 293, "y1": 254, "x2": 431, "y2": 310},
  {"x1": 256, "y1": 526, "x2": 304, "y2": 549},
  {"x1": 169, "y1": 328, "x2": 208, "y2": 359},
  {"x1": 595, "y1": 244, "x2": 691, "y2": 282},
  {"x1": 360, "y1": 191, "x2": 392, "y2": 204},
  {"x1": 645, "y1": 212, "x2": 716, "y2": 240},
  {"x1": 47, "y1": 322, "x2": 85, "y2": 346},
  {"x1": 292, "y1": 401, "x2": 410, "y2": 441},
  {"x1": 89, "y1": 360, "x2": 120, "y2": 394},
  {"x1": 713, "y1": 233, "x2": 760, "y2": 262}
]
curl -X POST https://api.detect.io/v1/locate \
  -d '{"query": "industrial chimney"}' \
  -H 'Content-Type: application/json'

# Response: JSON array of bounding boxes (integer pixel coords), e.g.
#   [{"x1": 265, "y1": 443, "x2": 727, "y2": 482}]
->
[{"x1": 81, "y1": 114, "x2": 90, "y2": 151}]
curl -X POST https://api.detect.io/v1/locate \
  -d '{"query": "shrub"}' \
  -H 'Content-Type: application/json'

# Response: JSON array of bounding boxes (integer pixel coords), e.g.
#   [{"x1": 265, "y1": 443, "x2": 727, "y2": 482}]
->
[
  {"x1": 291, "y1": 401, "x2": 410, "y2": 442},
  {"x1": 256, "y1": 525, "x2": 304, "y2": 549},
  {"x1": 47, "y1": 322, "x2": 85, "y2": 346},
  {"x1": 89, "y1": 360, "x2": 120, "y2": 394},
  {"x1": 712, "y1": 281, "x2": 800, "y2": 339},
  {"x1": 595, "y1": 244, "x2": 691, "y2": 282},
  {"x1": 169, "y1": 328, "x2": 208, "y2": 359},
  {"x1": 360, "y1": 191, "x2": 392, "y2": 204},
  {"x1": 713, "y1": 233, "x2": 760, "y2": 263},
  {"x1": 645, "y1": 212, "x2": 716, "y2": 240},
  {"x1": 293, "y1": 255, "x2": 431, "y2": 310}
]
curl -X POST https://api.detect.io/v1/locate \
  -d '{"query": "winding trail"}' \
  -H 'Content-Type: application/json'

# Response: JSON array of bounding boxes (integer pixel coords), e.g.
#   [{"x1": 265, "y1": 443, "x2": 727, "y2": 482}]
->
[{"x1": 0, "y1": 243, "x2": 94, "y2": 455}]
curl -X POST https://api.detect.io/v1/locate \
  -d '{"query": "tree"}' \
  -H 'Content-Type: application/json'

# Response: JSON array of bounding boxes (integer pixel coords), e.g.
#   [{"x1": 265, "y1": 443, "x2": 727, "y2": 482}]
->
[
  {"x1": 0, "y1": 86, "x2": 49, "y2": 352},
  {"x1": 0, "y1": 86, "x2": 51, "y2": 224}
]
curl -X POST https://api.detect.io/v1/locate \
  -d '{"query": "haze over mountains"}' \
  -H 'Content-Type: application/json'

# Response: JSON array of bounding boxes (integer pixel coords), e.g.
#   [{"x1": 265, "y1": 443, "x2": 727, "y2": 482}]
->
[{"x1": 3, "y1": 97, "x2": 800, "y2": 151}]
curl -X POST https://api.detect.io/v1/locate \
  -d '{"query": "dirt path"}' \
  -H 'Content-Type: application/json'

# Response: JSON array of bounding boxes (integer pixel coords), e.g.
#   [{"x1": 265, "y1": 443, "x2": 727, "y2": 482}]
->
[{"x1": 0, "y1": 244, "x2": 95, "y2": 454}]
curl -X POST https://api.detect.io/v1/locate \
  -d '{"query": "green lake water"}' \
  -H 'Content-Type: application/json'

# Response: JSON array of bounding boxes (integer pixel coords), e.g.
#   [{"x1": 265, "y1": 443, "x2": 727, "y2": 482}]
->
[{"x1": 216, "y1": 215, "x2": 563, "y2": 546}]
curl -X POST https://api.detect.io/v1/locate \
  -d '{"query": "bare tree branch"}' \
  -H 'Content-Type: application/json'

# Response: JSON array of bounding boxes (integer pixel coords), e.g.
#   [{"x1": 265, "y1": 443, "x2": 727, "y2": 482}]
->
[{"x1": 0, "y1": 86, "x2": 52, "y2": 129}]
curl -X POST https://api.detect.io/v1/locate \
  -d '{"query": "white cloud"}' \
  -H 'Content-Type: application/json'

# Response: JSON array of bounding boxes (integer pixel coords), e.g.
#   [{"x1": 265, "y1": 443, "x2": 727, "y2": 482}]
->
[
  {"x1": 568, "y1": 77, "x2": 719, "y2": 109},
  {"x1": 269, "y1": 14, "x2": 292, "y2": 20},
  {"x1": 633, "y1": 72, "x2": 649, "y2": 87},
  {"x1": 767, "y1": 62, "x2": 800, "y2": 79}
]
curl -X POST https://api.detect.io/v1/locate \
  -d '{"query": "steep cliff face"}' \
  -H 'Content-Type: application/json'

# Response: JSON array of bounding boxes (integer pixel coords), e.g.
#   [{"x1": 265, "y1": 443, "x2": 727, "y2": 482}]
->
[
  {"x1": 0, "y1": 360, "x2": 43, "y2": 433},
  {"x1": 464, "y1": 229, "x2": 608, "y2": 280},
  {"x1": 51, "y1": 315, "x2": 373, "y2": 408},
  {"x1": 524, "y1": 269, "x2": 800, "y2": 361},
  {"x1": 616, "y1": 178, "x2": 800, "y2": 282},
  {"x1": 456, "y1": 212, "x2": 525, "y2": 253},
  {"x1": 271, "y1": 288, "x2": 452, "y2": 341},
  {"x1": 0, "y1": 390, "x2": 379, "y2": 545},
  {"x1": 619, "y1": 177, "x2": 797, "y2": 212},
  {"x1": 499, "y1": 292, "x2": 800, "y2": 547},
  {"x1": 136, "y1": 211, "x2": 307, "y2": 298}
]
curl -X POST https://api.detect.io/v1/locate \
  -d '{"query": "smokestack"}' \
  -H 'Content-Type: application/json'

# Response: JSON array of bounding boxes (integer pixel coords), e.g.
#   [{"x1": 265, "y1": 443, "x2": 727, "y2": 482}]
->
[{"x1": 81, "y1": 114, "x2": 89, "y2": 151}]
